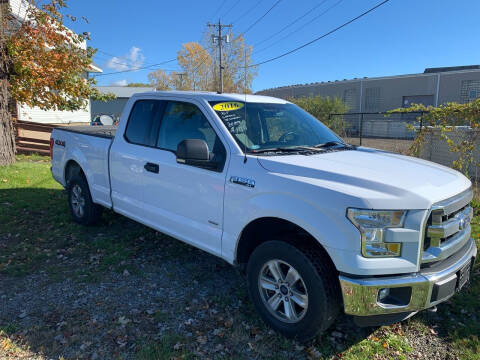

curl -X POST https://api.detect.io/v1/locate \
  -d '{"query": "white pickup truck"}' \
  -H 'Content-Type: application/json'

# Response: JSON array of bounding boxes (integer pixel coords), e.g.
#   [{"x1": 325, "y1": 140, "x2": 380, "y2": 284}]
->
[{"x1": 50, "y1": 91, "x2": 476, "y2": 340}]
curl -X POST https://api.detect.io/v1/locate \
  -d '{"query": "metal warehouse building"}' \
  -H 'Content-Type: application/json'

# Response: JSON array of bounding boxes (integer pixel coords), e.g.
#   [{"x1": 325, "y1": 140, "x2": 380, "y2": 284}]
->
[{"x1": 256, "y1": 65, "x2": 480, "y2": 112}]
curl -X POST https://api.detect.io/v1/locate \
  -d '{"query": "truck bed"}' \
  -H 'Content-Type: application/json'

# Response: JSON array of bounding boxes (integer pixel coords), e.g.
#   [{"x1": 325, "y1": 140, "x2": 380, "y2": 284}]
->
[{"x1": 56, "y1": 125, "x2": 117, "y2": 139}]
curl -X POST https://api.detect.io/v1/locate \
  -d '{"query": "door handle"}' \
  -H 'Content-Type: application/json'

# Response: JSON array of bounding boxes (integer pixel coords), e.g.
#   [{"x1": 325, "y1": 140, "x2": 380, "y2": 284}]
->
[{"x1": 144, "y1": 162, "x2": 159, "y2": 174}]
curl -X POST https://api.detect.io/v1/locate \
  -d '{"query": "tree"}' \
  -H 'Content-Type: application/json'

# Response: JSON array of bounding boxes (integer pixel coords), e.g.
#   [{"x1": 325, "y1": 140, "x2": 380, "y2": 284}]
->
[
  {"x1": 212, "y1": 32, "x2": 256, "y2": 94},
  {"x1": 127, "y1": 82, "x2": 152, "y2": 87},
  {"x1": 148, "y1": 69, "x2": 173, "y2": 90},
  {"x1": 0, "y1": 0, "x2": 110, "y2": 165},
  {"x1": 177, "y1": 42, "x2": 211, "y2": 91},
  {"x1": 147, "y1": 30, "x2": 257, "y2": 93},
  {"x1": 289, "y1": 96, "x2": 348, "y2": 134}
]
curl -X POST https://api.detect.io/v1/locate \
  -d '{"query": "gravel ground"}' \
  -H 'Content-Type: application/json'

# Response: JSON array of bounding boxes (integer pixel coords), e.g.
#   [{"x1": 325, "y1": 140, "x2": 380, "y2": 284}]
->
[{"x1": 0, "y1": 221, "x2": 471, "y2": 359}]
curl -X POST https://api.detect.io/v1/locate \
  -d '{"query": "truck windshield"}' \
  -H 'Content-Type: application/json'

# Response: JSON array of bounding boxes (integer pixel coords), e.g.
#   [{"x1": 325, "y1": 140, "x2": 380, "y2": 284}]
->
[{"x1": 209, "y1": 101, "x2": 343, "y2": 153}]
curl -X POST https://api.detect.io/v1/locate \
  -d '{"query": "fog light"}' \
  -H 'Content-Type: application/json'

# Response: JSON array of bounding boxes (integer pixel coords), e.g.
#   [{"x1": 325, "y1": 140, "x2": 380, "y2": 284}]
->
[{"x1": 378, "y1": 288, "x2": 390, "y2": 302}]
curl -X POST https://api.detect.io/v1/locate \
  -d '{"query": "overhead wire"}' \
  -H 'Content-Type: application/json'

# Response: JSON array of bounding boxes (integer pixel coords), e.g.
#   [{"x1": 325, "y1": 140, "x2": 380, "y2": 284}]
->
[
  {"x1": 94, "y1": 49, "x2": 175, "y2": 70},
  {"x1": 250, "y1": 0, "x2": 391, "y2": 67},
  {"x1": 230, "y1": 0, "x2": 265, "y2": 25},
  {"x1": 93, "y1": 58, "x2": 178, "y2": 77},
  {"x1": 210, "y1": 0, "x2": 229, "y2": 22},
  {"x1": 254, "y1": 0, "x2": 345, "y2": 55},
  {"x1": 221, "y1": 0, "x2": 242, "y2": 19},
  {"x1": 238, "y1": 0, "x2": 283, "y2": 37},
  {"x1": 253, "y1": 0, "x2": 329, "y2": 48}
]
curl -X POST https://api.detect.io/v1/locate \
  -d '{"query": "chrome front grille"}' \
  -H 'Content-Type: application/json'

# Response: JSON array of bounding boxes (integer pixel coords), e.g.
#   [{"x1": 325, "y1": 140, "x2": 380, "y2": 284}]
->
[{"x1": 422, "y1": 188, "x2": 473, "y2": 264}]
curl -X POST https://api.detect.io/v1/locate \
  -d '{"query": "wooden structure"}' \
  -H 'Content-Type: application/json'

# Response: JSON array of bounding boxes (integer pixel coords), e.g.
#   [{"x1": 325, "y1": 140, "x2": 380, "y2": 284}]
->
[{"x1": 15, "y1": 120, "x2": 55, "y2": 155}]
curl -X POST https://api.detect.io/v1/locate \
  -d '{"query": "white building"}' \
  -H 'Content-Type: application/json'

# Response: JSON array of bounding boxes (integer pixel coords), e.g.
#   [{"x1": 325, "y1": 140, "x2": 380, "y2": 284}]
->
[{"x1": 9, "y1": 0, "x2": 102, "y2": 125}]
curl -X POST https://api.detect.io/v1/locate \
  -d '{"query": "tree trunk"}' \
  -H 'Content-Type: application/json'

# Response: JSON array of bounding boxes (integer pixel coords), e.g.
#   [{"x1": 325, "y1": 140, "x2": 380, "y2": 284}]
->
[
  {"x1": 0, "y1": 79, "x2": 15, "y2": 166},
  {"x1": 0, "y1": 2, "x2": 15, "y2": 166}
]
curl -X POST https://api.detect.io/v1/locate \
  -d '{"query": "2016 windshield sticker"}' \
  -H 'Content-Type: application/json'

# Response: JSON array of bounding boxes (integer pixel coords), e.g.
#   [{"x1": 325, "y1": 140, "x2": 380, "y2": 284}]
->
[{"x1": 213, "y1": 102, "x2": 244, "y2": 112}]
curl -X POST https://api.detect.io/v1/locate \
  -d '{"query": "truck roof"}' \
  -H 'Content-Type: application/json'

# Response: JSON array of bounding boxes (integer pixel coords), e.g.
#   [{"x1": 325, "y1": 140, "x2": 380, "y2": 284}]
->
[{"x1": 130, "y1": 90, "x2": 288, "y2": 104}]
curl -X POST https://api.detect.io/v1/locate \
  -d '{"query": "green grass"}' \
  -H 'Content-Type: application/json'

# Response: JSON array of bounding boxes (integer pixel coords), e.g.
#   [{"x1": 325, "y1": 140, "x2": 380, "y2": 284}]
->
[
  {"x1": 340, "y1": 332, "x2": 413, "y2": 360},
  {"x1": 135, "y1": 334, "x2": 194, "y2": 360},
  {"x1": 0, "y1": 155, "x2": 162, "y2": 279}
]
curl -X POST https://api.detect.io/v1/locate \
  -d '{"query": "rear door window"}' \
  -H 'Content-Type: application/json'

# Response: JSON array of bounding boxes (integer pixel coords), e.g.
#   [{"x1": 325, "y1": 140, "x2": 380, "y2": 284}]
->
[{"x1": 124, "y1": 100, "x2": 164, "y2": 146}]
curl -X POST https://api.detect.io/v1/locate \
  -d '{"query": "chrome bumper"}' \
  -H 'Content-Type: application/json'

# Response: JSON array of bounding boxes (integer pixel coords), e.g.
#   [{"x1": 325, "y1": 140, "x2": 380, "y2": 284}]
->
[{"x1": 340, "y1": 238, "x2": 477, "y2": 317}]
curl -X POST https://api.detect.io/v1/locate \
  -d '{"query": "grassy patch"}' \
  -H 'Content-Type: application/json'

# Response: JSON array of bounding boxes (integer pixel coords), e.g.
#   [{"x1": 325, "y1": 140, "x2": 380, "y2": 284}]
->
[
  {"x1": 0, "y1": 155, "x2": 168, "y2": 280},
  {"x1": 340, "y1": 331, "x2": 412, "y2": 360},
  {"x1": 136, "y1": 334, "x2": 193, "y2": 360}
]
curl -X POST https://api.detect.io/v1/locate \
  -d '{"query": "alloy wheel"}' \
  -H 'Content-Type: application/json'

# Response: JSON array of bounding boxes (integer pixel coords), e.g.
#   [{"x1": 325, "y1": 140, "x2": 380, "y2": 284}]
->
[{"x1": 258, "y1": 259, "x2": 309, "y2": 323}]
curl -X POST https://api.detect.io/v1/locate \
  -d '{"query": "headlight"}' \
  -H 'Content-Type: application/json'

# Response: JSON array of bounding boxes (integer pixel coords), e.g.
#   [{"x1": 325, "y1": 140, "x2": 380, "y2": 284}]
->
[{"x1": 347, "y1": 209, "x2": 407, "y2": 258}]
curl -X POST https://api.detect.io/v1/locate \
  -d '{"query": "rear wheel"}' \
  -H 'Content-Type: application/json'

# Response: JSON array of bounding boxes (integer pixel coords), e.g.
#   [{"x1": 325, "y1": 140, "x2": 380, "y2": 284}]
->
[
  {"x1": 67, "y1": 174, "x2": 103, "y2": 225},
  {"x1": 246, "y1": 240, "x2": 340, "y2": 341}
]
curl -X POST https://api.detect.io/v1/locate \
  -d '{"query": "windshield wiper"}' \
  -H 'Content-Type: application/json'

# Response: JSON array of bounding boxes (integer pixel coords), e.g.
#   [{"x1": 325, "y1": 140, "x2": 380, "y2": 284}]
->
[
  {"x1": 252, "y1": 146, "x2": 319, "y2": 154},
  {"x1": 314, "y1": 141, "x2": 351, "y2": 148}
]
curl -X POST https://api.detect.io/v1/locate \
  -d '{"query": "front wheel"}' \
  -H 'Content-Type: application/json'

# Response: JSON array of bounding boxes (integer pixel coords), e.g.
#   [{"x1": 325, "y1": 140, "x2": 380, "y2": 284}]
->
[{"x1": 246, "y1": 240, "x2": 340, "y2": 341}]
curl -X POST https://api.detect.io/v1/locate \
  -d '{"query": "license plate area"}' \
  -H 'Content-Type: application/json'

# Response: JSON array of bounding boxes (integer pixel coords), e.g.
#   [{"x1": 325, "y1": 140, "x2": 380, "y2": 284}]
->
[{"x1": 457, "y1": 260, "x2": 472, "y2": 291}]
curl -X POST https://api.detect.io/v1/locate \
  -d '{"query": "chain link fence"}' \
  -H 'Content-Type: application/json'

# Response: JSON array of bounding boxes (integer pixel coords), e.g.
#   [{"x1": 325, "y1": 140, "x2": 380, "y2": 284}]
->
[
  {"x1": 328, "y1": 112, "x2": 479, "y2": 180},
  {"x1": 328, "y1": 112, "x2": 424, "y2": 155}
]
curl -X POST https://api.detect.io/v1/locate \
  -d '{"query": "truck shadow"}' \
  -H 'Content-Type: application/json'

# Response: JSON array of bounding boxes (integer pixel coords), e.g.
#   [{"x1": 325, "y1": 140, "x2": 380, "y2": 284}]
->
[{"x1": 0, "y1": 187, "x2": 477, "y2": 359}]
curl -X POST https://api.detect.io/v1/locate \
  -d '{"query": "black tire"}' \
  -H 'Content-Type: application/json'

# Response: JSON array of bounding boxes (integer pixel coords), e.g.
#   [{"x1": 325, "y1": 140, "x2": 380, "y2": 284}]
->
[
  {"x1": 246, "y1": 240, "x2": 340, "y2": 341},
  {"x1": 67, "y1": 174, "x2": 103, "y2": 225}
]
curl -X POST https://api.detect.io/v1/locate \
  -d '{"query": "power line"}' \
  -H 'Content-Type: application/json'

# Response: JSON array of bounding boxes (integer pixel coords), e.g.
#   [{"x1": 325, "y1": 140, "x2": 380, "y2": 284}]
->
[
  {"x1": 230, "y1": 0, "x2": 265, "y2": 24},
  {"x1": 250, "y1": 0, "x2": 391, "y2": 67},
  {"x1": 221, "y1": 0, "x2": 241, "y2": 19},
  {"x1": 210, "y1": 0, "x2": 228, "y2": 22},
  {"x1": 95, "y1": 49, "x2": 171, "y2": 69},
  {"x1": 253, "y1": 0, "x2": 329, "y2": 48},
  {"x1": 239, "y1": 0, "x2": 283, "y2": 37},
  {"x1": 96, "y1": 49, "x2": 119, "y2": 58},
  {"x1": 93, "y1": 58, "x2": 178, "y2": 77},
  {"x1": 254, "y1": 0, "x2": 344, "y2": 56}
]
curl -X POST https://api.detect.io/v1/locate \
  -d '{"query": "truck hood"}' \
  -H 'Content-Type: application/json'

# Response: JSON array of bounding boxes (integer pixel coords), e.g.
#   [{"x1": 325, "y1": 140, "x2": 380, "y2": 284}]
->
[{"x1": 257, "y1": 147, "x2": 471, "y2": 209}]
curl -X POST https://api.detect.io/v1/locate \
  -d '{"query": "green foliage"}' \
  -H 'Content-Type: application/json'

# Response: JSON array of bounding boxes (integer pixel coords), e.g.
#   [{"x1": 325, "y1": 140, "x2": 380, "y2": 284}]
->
[
  {"x1": 5, "y1": 0, "x2": 113, "y2": 111},
  {"x1": 289, "y1": 95, "x2": 348, "y2": 133},
  {"x1": 126, "y1": 82, "x2": 152, "y2": 87},
  {"x1": 389, "y1": 99, "x2": 480, "y2": 176}
]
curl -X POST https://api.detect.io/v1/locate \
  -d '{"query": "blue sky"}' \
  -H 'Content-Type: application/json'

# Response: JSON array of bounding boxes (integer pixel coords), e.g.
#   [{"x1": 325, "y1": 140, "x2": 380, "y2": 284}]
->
[{"x1": 64, "y1": 0, "x2": 480, "y2": 92}]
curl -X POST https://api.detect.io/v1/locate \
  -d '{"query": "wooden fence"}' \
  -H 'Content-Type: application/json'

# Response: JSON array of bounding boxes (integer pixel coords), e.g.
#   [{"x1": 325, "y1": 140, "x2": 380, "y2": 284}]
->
[{"x1": 15, "y1": 120, "x2": 56, "y2": 156}]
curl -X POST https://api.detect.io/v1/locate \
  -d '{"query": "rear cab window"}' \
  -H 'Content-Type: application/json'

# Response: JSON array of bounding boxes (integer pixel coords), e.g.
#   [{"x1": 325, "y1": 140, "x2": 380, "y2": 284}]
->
[{"x1": 124, "y1": 100, "x2": 164, "y2": 147}]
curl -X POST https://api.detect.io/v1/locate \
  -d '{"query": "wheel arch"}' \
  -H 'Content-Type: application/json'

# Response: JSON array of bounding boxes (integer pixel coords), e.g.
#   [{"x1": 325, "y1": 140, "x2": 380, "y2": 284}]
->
[
  {"x1": 235, "y1": 216, "x2": 337, "y2": 273},
  {"x1": 64, "y1": 159, "x2": 86, "y2": 187}
]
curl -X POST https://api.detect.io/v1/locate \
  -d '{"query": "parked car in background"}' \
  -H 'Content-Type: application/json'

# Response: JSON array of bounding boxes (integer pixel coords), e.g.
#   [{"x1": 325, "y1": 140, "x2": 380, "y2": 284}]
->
[{"x1": 50, "y1": 91, "x2": 476, "y2": 341}]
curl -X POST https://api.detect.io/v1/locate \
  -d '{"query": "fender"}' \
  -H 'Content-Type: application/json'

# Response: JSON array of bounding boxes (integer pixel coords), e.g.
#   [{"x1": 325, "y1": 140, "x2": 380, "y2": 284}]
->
[{"x1": 222, "y1": 191, "x2": 361, "y2": 264}]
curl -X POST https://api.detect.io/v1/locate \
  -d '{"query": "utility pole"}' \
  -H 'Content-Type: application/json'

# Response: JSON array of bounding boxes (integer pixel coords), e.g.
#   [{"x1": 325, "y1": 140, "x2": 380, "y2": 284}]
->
[
  {"x1": 208, "y1": 20, "x2": 231, "y2": 93},
  {"x1": 175, "y1": 72, "x2": 187, "y2": 90}
]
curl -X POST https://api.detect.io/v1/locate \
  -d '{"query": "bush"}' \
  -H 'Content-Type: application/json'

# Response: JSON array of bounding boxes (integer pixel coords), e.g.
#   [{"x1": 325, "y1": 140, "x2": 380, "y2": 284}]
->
[
  {"x1": 289, "y1": 96, "x2": 348, "y2": 134},
  {"x1": 389, "y1": 98, "x2": 480, "y2": 177}
]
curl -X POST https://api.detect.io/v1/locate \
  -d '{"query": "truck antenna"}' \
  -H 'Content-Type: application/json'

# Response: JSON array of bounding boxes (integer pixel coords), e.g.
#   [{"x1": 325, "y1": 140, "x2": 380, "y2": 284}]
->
[{"x1": 243, "y1": 47, "x2": 248, "y2": 164}]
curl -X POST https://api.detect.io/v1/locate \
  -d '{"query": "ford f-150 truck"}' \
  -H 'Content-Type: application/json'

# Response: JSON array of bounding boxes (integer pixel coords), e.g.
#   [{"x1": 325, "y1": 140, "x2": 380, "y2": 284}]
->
[{"x1": 50, "y1": 91, "x2": 477, "y2": 340}]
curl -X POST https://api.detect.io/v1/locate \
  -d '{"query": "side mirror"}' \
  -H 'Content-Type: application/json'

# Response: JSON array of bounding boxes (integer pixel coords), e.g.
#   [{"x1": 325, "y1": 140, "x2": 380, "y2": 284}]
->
[{"x1": 177, "y1": 139, "x2": 215, "y2": 169}]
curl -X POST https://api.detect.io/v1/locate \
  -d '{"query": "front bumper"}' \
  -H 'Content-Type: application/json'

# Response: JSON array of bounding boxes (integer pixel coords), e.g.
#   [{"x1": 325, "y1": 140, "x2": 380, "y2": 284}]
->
[{"x1": 339, "y1": 237, "x2": 477, "y2": 323}]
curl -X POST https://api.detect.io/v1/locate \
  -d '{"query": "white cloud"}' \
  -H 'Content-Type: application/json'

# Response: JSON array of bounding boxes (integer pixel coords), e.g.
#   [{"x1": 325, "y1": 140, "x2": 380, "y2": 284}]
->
[
  {"x1": 105, "y1": 46, "x2": 145, "y2": 71},
  {"x1": 110, "y1": 79, "x2": 128, "y2": 86}
]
